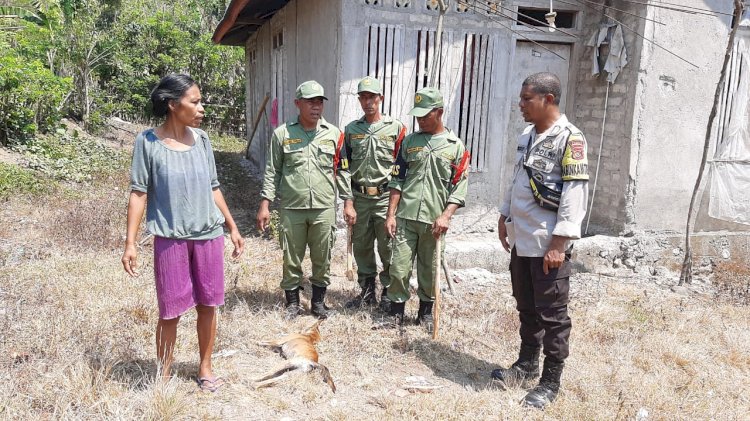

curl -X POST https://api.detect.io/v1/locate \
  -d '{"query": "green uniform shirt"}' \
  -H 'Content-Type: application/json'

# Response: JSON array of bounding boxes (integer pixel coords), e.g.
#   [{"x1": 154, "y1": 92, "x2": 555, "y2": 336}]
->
[
  {"x1": 261, "y1": 116, "x2": 352, "y2": 209},
  {"x1": 389, "y1": 129, "x2": 470, "y2": 224},
  {"x1": 344, "y1": 115, "x2": 406, "y2": 197}
]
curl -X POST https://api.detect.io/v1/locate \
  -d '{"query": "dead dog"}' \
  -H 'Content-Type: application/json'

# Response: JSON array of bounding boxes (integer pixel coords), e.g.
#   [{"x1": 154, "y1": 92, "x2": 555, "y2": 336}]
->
[{"x1": 253, "y1": 320, "x2": 336, "y2": 392}]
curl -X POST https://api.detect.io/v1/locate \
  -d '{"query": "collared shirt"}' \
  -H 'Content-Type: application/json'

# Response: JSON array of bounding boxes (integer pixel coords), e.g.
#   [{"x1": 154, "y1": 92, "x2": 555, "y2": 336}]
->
[
  {"x1": 261, "y1": 116, "x2": 352, "y2": 209},
  {"x1": 344, "y1": 115, "x2": 406, "y2": 198},
  {"x1": 389, "y1": 129, "x2": 469, "y2": 224},
  {"x1": 499, "y1": 114, "x2": 589, "y2": 257}
]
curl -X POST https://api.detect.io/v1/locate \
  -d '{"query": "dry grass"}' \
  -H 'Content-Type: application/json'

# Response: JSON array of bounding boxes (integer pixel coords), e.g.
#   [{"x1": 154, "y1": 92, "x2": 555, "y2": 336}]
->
[
  {"x1": 3, "y1": 249, "x2": 750, "y2": 420},
  {"x1": 1, "y1": 137, "x2": 749, "y2": 419},
  {"x1": 713, "y1": 258, "x2": 750, "y2": 305}
]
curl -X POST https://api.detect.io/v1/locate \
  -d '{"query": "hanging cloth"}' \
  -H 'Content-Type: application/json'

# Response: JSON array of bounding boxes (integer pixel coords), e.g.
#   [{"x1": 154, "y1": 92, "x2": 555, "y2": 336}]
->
[
  {"x1": 709, "y1": 39, "x2": 750, "y2": 225},
  {"x1": 585, "y1": 23, "x2": 628, "y2": 83}
]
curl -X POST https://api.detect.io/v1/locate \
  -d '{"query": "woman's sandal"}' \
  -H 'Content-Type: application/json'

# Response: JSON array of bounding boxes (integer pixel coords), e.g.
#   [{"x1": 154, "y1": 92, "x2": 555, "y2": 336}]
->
[{"x1": 196, "y1": 376, "x2": 224, "y2": 393}]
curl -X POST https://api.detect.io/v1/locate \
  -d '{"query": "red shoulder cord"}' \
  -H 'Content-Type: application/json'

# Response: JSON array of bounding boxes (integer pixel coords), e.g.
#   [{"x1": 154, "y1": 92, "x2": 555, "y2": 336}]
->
[
  {"x1": 393, "y1": 126, "x2": 407, "y2": 159},
  {"x1": 452, "y1": 150, "x2": 471, "y2": 185},
  {"x1": 333, "y1": 132, "x2": 345, "y2": 178}
]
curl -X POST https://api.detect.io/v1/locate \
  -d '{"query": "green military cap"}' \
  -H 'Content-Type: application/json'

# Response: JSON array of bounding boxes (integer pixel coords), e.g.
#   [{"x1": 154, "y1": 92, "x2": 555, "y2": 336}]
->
[
  {"x1": 296, "y1": 80, "x2": 328, "y2": 100},
  {"x1": 408, "y1": 87, "x2": 444, "y2": 117},
  {"x1": 357, "y1": 76, "x2": 383, "y2": 95}
]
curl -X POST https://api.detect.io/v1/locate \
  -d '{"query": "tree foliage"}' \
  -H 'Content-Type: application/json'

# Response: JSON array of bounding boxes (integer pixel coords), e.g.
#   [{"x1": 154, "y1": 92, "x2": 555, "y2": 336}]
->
[{"x1": 1, "y1": 0, "x2": 245, "y2": 144}]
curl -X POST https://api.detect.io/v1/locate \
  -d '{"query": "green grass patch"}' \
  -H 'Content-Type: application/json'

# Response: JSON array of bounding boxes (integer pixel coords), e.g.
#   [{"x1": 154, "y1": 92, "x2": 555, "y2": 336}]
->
[
  {"x1": 0, "y1": 162, "x2": 51, "y2": 198},
  {"x1": 12, "y1": 129, "x2": 129, "y2": 183},
  {"x1": 208, "y1": 132, "x2": 246, "y2": 154}
]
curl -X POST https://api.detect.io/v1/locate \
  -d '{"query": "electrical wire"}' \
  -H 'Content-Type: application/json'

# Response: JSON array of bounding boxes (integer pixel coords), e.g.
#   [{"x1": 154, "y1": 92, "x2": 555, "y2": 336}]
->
[
  {"x1": 460, "y1": 1, "x2": 568, "y2": 60},
  {"x1": 461, "y1": 0, "x2": 580, "y2": 38},
  {"x1": 557, "y1": 0, "x2": 700, "y2": 68},
  {"x1": 574, "y1": 0, "x2": 666, "y2": 25},
  {"x1": 623, "y1": 0, "x2": 734, "y2": 17}
]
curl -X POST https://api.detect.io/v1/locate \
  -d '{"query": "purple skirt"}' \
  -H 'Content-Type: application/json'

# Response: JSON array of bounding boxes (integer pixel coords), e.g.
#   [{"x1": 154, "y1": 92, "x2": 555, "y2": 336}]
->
[{"x1": 153, "y1": 236, "x2": 225, "y2": 319}]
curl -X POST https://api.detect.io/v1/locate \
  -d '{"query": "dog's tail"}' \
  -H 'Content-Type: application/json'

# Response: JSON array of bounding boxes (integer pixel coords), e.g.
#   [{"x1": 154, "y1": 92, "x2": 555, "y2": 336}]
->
[{"x1": 316, "y1": 363, "x2": 336, "y2": 393}]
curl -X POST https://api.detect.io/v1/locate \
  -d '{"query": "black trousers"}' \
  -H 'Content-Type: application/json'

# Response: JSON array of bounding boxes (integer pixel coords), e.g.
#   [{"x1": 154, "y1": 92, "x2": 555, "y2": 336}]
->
[{"x1": 510, "y1": 247, "x2": 572, "y2": 362}]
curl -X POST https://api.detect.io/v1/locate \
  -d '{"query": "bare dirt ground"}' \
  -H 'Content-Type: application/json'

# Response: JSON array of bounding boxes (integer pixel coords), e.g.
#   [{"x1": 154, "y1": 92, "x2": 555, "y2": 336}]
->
[{"x1": 1, "y1": 134, "x2": 749, "y2": 420}]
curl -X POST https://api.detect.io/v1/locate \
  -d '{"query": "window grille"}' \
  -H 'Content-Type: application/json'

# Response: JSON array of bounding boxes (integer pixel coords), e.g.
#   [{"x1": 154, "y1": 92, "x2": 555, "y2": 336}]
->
[{"x1": 363, "y1": 25, "x2": 494, "y2": 171}]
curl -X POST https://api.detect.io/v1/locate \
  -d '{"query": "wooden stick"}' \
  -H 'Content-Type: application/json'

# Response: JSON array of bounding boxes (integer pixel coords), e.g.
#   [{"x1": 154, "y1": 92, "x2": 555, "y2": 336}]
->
[
  {"x1": 441, "y1": 258, "x2": 455, "y2": 295},
  {"x1": 345, "y1": 224, "x2": 355, "y2": 282},
  {"x1": 244, "y1": 93, "x2": 271, "y2": 158},
  {"x1": 432, "y1": 236, "x2": 442, "y2": 340},
  {"x1": 680, "y1": 0, "x2": 745, "y2": 285}
]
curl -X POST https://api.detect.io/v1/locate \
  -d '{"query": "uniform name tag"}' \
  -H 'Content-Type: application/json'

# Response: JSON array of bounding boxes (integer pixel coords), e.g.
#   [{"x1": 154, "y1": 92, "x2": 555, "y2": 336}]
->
[
  {"x1": 283, "y1": 138, "x2": 303, "y2": 146},
  {"x1": 351, "y1": 134, "x2": 366, "y2": 140},
  {"x1": 407, "y1": 146, "x2": 423, "y2": 154},
  {"x1": 441, "y1": 152, "x2": 456, "y2": 160}
]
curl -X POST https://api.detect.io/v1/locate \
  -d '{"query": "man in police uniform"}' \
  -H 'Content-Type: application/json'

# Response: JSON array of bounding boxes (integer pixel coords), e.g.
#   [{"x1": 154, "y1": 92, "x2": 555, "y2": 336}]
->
[
  {"x1": 383, "y1": 87, "x2": 470, "y2": 330},
  {"x1": 343, "y1": 77, "x2": 406, "y2": 312},
  {"x1": 257, "y1": 80, "x2": 356, "y2": 320},
  {"x1": 494, "y1": 72, "x2": 589, "y2": 409}
]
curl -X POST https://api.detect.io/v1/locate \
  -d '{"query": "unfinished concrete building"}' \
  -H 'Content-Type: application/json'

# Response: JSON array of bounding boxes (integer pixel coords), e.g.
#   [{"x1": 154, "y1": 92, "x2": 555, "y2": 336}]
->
[{"x1": 213, "y1": 0, "x2": 747, "y2": 234}]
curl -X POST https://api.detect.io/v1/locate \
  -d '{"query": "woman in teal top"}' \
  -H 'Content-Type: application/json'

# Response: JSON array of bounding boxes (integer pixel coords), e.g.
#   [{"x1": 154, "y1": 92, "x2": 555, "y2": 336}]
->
[{"x1": 121, "y1": 74, "x2": 244, "y2": 391}]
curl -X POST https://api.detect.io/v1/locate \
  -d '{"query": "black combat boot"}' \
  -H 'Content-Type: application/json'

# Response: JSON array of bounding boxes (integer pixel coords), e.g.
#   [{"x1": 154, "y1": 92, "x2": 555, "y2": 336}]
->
[
  {"x1": 372, "y1": 301, "x2": 404, "y2": 329},
  {"x1": 344, "y1": 278, "x2": 376, "y2": 309},
  {"x1": 490, "y1": 343, "x2": 541, "y2": 387},
  {"x1": 284, "y1": 288, "x2": 302, "y2": 320},
  {"x1": 378, "y1": 287, "x2": 392, "y2": 313},
  {"x1": 522, "y1": 358, "x2": 564, "y2": 409},
  {"x1": 416, "y1": 300, "x2": 434, "y2": 332},
  {"x1": 311, "y1": 285, "x2": 334, "y2": 319}
]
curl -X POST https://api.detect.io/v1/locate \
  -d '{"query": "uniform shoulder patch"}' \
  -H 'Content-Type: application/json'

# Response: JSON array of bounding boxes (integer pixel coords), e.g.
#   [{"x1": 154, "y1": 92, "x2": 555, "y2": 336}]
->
[{"x1": 561, "y1": 132, "x2": 589, "y2": 181}]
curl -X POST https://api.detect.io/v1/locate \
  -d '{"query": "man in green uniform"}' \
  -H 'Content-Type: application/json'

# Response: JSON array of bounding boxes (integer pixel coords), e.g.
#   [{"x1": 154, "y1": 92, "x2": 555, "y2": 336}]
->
[
  {"x1": 343, "y1": 76, "x2": 406, "y2": 312},
  {"x1": 257, "y1": 80, "x2": 356, "y2": 320},
  {"x1": 383, "y1": 87, "x2": 470, "y2": 330}
]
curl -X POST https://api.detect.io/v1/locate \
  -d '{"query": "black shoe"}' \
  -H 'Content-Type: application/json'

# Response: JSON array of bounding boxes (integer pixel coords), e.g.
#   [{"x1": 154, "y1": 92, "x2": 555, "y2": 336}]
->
[
  {"x1": 491, "y1": 343, "x2": 541, "y2": 387},
  {"x1": 378, "y1": 287, "x2": 392, "y2": 313},
  {"x1": 345, "y1": 278, "x2": 376, "y2": 309},
  {"x1": 284, "y1": 288, "x2": 302, "y2": 320},
  {"x1": 311, "y1": 285, "x2": 335, "y2": 319},
  {"x1": 416, "y1": 300, "x2": 434, "y2": 333},
  {"x1": 372, "y1": 301, "x2": 405, "y2": 329},
  {"x1": 522, "y1": 359, "x2": 564, "y2": 409}
]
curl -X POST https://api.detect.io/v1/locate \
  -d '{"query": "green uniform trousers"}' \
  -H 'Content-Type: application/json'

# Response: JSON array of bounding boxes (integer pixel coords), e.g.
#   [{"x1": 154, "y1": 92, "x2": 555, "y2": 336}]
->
[
  {"x1": 280, "y1": 207, "x2": 336, "y2": 290},
  {"x1": 387, "y1": 217, "x2": 444, "y2": 303},
  {"x1": 352, "y1": 194, "x2": 392, "y2": 289}
]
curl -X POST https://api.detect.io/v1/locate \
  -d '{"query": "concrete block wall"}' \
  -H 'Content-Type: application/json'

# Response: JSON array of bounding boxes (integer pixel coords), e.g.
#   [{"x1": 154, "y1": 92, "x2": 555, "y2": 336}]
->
[{"x1": 570, "y1": 1, "x2": 647, "y2": 234}]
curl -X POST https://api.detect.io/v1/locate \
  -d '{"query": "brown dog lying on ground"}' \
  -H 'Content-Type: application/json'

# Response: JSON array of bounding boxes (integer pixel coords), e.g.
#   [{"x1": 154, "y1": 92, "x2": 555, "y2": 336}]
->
[{"x1": 253, "y1": 320, "x2": 336, "y2": 393}]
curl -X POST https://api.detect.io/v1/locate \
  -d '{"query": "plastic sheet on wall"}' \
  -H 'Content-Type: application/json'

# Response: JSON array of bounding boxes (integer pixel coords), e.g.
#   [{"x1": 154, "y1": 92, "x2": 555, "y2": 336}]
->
[{"x1": 709, "y1": 39, "x2": 750, "y2": 225}]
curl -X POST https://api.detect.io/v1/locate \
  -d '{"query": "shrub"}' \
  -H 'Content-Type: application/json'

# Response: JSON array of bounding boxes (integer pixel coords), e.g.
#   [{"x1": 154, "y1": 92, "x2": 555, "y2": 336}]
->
[
  {"x1": 0, "y1": 52, "x2": 72, "y2": 146},
  {"x1": 12, "y1": 129, "x2": 129, "y2": 183},
  {"x1": 0, "y1": 162, "x2": 50, "y2": 198}
]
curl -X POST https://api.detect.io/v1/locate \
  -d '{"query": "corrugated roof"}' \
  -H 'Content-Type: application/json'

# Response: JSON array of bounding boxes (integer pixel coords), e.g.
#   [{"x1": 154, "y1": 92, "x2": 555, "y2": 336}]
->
[{"x1": 212, "y1": 0, "x2": 290, "y2": 46}]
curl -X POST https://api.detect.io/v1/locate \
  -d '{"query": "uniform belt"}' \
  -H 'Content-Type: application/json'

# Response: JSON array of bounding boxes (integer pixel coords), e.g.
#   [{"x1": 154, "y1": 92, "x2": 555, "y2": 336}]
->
[{"x1": 352, "y1": 181, "x2": 389, "y2": 196}]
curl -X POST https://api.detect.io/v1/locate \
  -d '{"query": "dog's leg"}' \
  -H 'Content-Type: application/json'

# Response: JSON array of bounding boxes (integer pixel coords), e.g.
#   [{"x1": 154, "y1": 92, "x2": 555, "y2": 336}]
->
[
  {"x1": 258, "y1": 333, "x2": 303, "y2": 348},
  {"x1": 252, "y1": 361, "x2": 298, "y2": 388}
]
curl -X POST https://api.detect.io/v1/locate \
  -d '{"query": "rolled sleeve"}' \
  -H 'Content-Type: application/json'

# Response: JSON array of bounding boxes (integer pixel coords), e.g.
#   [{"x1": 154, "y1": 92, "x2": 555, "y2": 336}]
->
[
  {"x1": 129, "y1": 133, "x2": 149, "y2": 193},
  {"x1": 552, "y1": 180, "x2": 589, "y2": 239},
  {"x1": 447, "y1": 179, "x2": 467, "y2": 207},
  {"x1": 200, "y1": 132, "x2": 221, "y2": 189}
]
